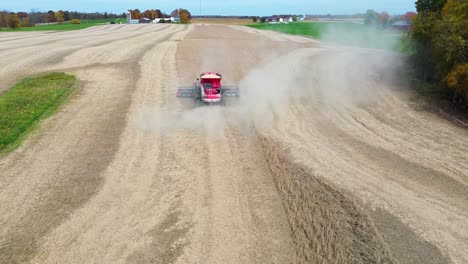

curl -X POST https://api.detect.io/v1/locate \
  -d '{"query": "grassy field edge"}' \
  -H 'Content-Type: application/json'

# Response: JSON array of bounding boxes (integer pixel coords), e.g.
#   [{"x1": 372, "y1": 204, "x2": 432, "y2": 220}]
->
[
  {"x1": 0, "y1": 18, "x2": 127, "y2": 32},
  {"x1": 247, "y1": 22, "x2": 412, "y2": 53},
  {"x1": 0, "y1": 72, "x2": 77, "y2": 154}
]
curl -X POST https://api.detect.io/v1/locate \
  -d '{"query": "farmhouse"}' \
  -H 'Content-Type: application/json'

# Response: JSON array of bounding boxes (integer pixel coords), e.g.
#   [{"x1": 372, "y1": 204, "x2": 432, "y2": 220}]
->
[
  {"x1": 392, "y1": 20, "x2": 411, "y2": 31},
  {"x1": 267, "y1": 15, "x2": 299, "y2": 24},
  {"x1": 153, "y1": 17, "x2": 174, "y2": 23},
  {"x1": 125, "y1": 10, "x2": 179, "y2": 24}
]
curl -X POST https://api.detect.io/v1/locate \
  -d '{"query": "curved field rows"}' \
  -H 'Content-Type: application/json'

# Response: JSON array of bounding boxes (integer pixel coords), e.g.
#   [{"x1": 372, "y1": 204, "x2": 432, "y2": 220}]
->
[
  {"x1": 240, "y1": 45, "x2": 467, "y2": 264},
  {"x1": 0, "y1": 24, "x2": 466, "y2": 264}
]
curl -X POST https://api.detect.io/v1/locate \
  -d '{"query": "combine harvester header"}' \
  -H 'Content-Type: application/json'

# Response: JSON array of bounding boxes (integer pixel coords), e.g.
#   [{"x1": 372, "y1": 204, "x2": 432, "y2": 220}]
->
[{"x1": 177, "y1": 72, "x2": 239, "y2": 104}]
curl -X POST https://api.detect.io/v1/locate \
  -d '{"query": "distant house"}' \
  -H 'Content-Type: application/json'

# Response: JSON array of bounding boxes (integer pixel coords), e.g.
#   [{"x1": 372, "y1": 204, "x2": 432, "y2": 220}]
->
[
  {"x1": 172, "y1": 16, "x2": 180, "y2": 23},
  {"x1": 153, "y1": 18, "x2": 174, "y2": 23},
  {"x1": 392, "y1": 21, "x2": 411, "y2": 31},
  {"x1": 139, "y1": 18, "x2": 151, "y2": 24}
]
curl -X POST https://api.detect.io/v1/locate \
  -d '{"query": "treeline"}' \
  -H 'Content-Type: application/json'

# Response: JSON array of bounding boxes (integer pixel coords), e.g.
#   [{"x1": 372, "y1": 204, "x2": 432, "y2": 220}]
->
[
  {"x1": 409, "y1": 0, "x2": 467, "y2": 104},
  {"x1": 128, "y1": 9, "x2": 168, "y2": 20},
  {"x1": 0, "y1": 10, "x2": 125, "y2": 28},
  {"x1": 128, "y1": 8, "x2": 192, "y2": 23},
  {"x1": 0, "y1": 8, "x2": 193, "y2": 28}
]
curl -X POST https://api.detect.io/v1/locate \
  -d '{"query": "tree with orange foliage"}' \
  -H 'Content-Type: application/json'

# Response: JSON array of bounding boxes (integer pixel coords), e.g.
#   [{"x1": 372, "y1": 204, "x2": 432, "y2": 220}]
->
[
  {"x1": 446, "y1": 64, "x2": 468, "y2": 100},
  {"x1": 401, "y1": 11, "x2": 417, "y2": 22},
  {"x1": 142, "y1": 9, "x2": 159, "y2": 20},
  {"x1": 128, "y1": 9, "x2": 141, "y2": 20},
  {"x1": 179, "y1": 9, "x2": 192, "y2": 23}
]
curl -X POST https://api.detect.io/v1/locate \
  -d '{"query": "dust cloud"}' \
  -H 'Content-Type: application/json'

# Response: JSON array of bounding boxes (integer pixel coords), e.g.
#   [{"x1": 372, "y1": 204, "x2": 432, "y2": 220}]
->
[
  {"x1": 137, "y1": 24, "x2": 405, "y2": 139},
  {"x1": 236, "y1": 48, "x2": 404, "y2": 129},
  {"x1": 136, "y1": 105, "x2": 227, "y2": 138},
  {"x1": 321, "y1": 22, "x2": 402, "y2": 51}
]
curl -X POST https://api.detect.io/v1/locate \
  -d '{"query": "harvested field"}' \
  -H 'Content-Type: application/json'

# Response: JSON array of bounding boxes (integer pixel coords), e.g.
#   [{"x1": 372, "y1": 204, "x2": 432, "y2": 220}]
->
[
  {"x1": 191, "y1": 18, "x2": 253, "y2": 25},
  {"x1": 0, "y1": 24, "x2": 466, "y2": 264}
]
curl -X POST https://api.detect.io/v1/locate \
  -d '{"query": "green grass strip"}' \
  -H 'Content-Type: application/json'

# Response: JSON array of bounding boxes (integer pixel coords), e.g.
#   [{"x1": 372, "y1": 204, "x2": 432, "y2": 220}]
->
[
  {"x1": 0, "y1": 18, "x2": 127, "y2": 32},
  {"x1": 247, "y1": 22, "x2": 413, "y2": 54},
  {"x1": 0, "y1": 72, "x2": 77, "y2": 153}
]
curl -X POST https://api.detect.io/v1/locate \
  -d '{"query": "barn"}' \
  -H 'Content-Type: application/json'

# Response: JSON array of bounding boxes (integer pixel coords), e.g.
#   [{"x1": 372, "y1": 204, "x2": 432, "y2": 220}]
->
[
  {"x1": 392, "y1": 21, "x2": 411, "y2": 31},
  {"x1": 139, "y1": 18, "x2": 151, "y2": 24}
]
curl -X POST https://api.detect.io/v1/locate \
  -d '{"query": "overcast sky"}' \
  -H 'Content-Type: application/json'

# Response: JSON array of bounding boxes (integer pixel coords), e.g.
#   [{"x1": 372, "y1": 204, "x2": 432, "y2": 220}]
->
[{"x1": 1, "y1": 0, "x2": 416, "y2": 15}]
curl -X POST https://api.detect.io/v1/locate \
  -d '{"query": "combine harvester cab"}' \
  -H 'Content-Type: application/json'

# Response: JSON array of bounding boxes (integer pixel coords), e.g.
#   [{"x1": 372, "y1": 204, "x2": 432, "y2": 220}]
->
[{"x1": 177, "y1": 72, "x2": 239, "y2": 104}]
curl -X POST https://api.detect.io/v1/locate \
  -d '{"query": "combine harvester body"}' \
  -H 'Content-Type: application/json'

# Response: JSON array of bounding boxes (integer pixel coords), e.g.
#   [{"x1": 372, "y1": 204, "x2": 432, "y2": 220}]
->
[{"x1": 177, "y1": 72, "x2": 239, "y2": 104}]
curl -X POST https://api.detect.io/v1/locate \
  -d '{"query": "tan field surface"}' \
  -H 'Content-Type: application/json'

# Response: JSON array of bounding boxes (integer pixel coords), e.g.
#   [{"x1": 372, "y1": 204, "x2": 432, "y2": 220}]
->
[
  {"x1": 0, "y1": 24, "x2": 466, "y2": 264},
  {"x1": 191, "y1": 18, "x2": 253, "y2": 25}
]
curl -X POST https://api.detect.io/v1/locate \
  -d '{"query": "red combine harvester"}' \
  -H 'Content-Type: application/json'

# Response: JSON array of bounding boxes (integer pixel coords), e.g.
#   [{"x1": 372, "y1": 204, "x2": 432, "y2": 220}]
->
[{"x1": 177, "y1": 72, "x2": 239, "y2": 104}]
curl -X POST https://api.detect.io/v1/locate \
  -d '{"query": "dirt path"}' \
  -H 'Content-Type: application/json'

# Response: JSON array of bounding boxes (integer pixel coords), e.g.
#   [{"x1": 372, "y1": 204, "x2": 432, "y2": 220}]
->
[{"x1": 0, "y1": 24, "x2": 466, "y2": 264}]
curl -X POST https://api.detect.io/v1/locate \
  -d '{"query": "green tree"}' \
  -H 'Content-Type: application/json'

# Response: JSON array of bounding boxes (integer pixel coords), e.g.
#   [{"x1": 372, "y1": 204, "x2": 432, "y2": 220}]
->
[
  {"x1": 21, "y1": 17, "x2": 33, "y2": 27},
  {"x1": 415, "y1": 0, "x2": 447, "y2": 13},
  {"x1": 364, "y1": 9, "x2": 379, "y2": 26},
  {"x1": 433, "y1": 0, "x2": 467, "y2": 66},
  {"x1": 253, "y1": 16, "x2": 258, "y2": 22},
  {"x1": 7, "y1": 14, "x2": 20, "y2": 29},
  {"x1": 437, "y1": 0, "x2": 468, "y2": 98},
  {"x1": 410, "y1": 11, "x2": 440, "y2": 80},
  {"x1": 55, "y1": 11, "x2": 65, "y2": 24},
  {"x1": 0, "y1": 11, "x2": 8, "y2": 28},
  {"x1": 410, "y1": 0, "x2": 467, "y2": 103},
  {"x1": 378, "y1": 12, "x2": 390, "y2": 27},
  {"x1": 63, "y1": 11, "x2": 70, "y2": 21},
  {"x1": 292, "y1": 15, "x2": 298, "y2": 22}
]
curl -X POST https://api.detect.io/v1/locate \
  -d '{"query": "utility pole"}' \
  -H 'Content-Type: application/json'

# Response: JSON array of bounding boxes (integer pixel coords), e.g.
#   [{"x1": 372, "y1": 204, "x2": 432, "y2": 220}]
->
[{"x1": 200, "y1": 0, "x2": 202, "y2": 16}]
